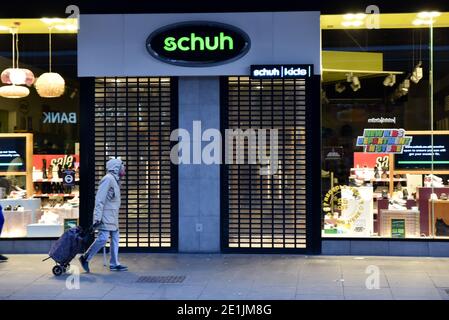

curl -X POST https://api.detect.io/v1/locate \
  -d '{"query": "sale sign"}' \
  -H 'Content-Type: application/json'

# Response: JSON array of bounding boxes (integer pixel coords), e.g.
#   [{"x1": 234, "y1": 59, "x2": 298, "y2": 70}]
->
[{"x1": 33, "y1": 155, "x2": 79, "y2": 170}]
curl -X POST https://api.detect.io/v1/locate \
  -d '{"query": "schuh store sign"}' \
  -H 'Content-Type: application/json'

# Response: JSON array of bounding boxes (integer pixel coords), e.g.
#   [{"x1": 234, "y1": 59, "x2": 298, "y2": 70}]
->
[
  {"x1": 146, "y1": 21, "x2": 251, "y2": 67},
  {"x1": 251, "y1": 65, "x2": 313, "y2": 79}
]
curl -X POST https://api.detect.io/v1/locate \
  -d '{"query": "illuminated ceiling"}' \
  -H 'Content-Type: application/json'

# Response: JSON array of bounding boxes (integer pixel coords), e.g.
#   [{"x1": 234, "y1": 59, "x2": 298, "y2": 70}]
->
[
  {"x1": 0, "y1": 18, "x2": 77, "y2": 34},
  {"x1": 321, "y1": 12, "x2": 449, "y2": 30},
  {"x1": 1, "y1": 13, "x2": 449, "y2": 34}
]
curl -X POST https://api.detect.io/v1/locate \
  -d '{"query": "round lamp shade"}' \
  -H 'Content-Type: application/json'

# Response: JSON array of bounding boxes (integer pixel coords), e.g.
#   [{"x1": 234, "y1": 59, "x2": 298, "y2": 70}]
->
[
  {"x1": 0, "y1": 85, "x2": 30, "y2": 98},
  {"x1": 35, "y1": 72, "x2": 65, "y2": 98},
  {"x1": 1, "y1": 68, "x2": 35, "y2": 86}
]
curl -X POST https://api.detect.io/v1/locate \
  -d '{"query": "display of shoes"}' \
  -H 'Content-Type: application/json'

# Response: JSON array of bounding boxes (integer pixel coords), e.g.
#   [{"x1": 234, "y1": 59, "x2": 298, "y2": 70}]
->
[
  {"x1": 402, "y1": 188, "x2": 409, "y2": 200},
  {"x1": 436, "y1": 218, "x2": 449, "y2": 236},
  {"x1": 391, "y1": 196, "x2": 406, "y2": 205},
  {"x1": 34, "y1": 184, "x2": 42, "y2": 195},
  {"x1": 424, "y1": 174, "x2": 445, "y2": 187},
  {"x1": 389, "y1": 202, "x2": 407, "y2": 210},
  {"x1": 381, "y1": 166, "x2": 389, "y2": 179},
  {"x1": 42, "y1": 159, "x2": 48, "y2": 180},
  {"x1": 47, "y1": 165, "x2": 53, "y2": 180},
  {"x1": 374, "y1": 166, "x2": 380, "y2": 179},
  {"x1": 9, "y1": 188, "x2": 26, "y2": 199},
  {"x1": 38, "y1": 211, "x2": 61, "y2": 225}
]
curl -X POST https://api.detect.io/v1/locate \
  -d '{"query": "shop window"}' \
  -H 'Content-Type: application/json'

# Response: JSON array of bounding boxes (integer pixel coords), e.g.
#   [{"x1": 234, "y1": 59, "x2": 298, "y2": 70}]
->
[
  {"x1": 321, "y1": 12, "x2": 449, "y2": 239},
  {"x1": 0, "y1": 21, "x2": 79, "y2": 239}
]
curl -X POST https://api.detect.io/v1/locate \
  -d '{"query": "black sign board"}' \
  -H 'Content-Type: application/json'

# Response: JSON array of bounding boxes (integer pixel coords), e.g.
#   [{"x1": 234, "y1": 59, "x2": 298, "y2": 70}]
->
[
  {"x1": 62, "y1": 169, "x2": 76, "y2": 187},
  {"x1": 0, "y1": 137, "x2": 26, "y2": 173},
  {"x1": 250, "y1": 64, "x2": 313, "y2": 79},
  {"x1": 146, "y1": 21, "x2": 251, "y2": 67},
  {"x1": 394, "y1": 134, "x2": 449, "y2": 170}
]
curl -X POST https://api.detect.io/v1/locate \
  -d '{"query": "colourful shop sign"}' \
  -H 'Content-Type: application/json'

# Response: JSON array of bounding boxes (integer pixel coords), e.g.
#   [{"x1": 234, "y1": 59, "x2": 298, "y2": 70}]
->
[{"x1": 356, "y1": 129, "x2": 413, "y2": 154}]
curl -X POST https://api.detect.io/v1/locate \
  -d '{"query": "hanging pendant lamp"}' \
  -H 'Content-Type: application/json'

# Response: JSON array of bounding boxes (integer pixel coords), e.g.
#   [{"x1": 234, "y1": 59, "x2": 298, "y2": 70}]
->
[
  {"x1": 0, "y1": 85, "x2": 30, "y2": 98},
  {"x1": 35, "y1": 27, "x2": 65, "y2": 98},
  {"x1": 0, "y1": 25, "x2": 33, "y2": 98}
]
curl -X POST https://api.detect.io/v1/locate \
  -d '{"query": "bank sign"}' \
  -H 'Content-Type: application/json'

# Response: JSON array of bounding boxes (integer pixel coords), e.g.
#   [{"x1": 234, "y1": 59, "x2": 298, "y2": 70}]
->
[
  {"x1": 251, "y1": 65, "x2": 313, "y2": 79},
  {"x1": 146, "y1": 21, "x2": 251, "y2": 67}
]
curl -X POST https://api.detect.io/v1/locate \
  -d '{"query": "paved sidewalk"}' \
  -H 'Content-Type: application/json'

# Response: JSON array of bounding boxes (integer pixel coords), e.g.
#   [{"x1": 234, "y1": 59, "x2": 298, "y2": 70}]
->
[{"x1": 1, "y1": 254, "x2": 449, "y2": 300}]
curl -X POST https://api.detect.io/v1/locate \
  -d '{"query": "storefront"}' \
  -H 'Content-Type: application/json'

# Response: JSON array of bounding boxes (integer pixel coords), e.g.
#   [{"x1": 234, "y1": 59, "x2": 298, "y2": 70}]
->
[
  {"x1": 1, "y1": 8, "x2": 449, "y2": 256},
  {"x1": 77, "y1": 12, "x2": 322, "y2": 253}
]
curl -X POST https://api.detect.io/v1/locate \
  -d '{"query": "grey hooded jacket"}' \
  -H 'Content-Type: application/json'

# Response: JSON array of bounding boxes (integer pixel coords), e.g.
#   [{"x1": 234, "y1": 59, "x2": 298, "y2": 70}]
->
[{"x1": 93, "y1": 158, "x2": 122, "y2": 231}]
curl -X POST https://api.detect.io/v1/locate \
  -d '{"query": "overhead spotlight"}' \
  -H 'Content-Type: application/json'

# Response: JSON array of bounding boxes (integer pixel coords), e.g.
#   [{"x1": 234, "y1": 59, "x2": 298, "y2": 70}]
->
[
  {"x1": 417, "y1": 11, "x2": 441, "y2": 19},
  {"x1": 414, "y1": 11, "x2": 441, "y2": 26},
  {"x1": 399, "y1": 79, "x2": 410, "y2": 94},
  {"x1": 350, "y1": 76, "x2": 361, "y2": 92},
  {"x1": 383, "y1": 74, "x2": 396, "y2": 87},
  {"x1": 321, "y1": 89, "x2": 330, "y2": 104},
  {"x1": 346, "y1": 73, "x2": 354, "y2": 83},
  {"x1": 410, "y1": 62, "x2": 423, "y2": 84},
  {"x1": 70, "y1": 88, "x2": 78, "y2": 99},
  {"x1": 335, "y1": 82, "x2": 346, "y2": 93}
]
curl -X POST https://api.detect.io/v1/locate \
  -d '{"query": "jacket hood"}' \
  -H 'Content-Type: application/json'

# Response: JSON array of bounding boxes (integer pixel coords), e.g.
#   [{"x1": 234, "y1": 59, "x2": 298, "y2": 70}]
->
[{"x1": 106, "y1": 158, "x2": 123, "y2": 178}]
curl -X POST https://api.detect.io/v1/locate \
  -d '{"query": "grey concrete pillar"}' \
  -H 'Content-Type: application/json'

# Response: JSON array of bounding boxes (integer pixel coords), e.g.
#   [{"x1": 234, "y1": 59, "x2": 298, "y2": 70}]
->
[{"x1": 178, "y1": 77, "x2": 221, "y2": 252}]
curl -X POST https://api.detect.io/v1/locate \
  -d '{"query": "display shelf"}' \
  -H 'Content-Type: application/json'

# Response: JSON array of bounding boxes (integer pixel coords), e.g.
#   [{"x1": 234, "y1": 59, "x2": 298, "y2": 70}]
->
[
  {"x1": 33, "y1": 178, "x2": 80, "y2": 183},
  {"x1": 350, "y1": 176, "x2": 407, "y2": 183},
  {"x1": 371, "y1": 178, "x2": 407, "y2": 182},
  {"x1": 33, "y1": 194, "x2": 76, "y2": 198}
]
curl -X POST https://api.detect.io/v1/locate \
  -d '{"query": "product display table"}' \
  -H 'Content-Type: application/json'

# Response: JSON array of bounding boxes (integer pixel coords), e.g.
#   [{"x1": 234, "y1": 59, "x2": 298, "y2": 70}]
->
[
  {"x1": 428, "y1": 199, "x2": 449, "y2": 236},
  {"x1": 379, "y1": 209, "x2": 420, "y2": 238},
  {"x1": 417, "y1": 187, "x2": 449, "y2": 236},
  {"x1": 375, "y1": 198, "x2": 417, "y2": 234},
  {"x1": 26, "y1": 224, "x2": 64, "y2": 238},
  {"x1": 0, "y1": 210, "x2": 33, "y2": 238},
  {"x1": 0, "y1": 198, "x2": 42, "y2": 223}
]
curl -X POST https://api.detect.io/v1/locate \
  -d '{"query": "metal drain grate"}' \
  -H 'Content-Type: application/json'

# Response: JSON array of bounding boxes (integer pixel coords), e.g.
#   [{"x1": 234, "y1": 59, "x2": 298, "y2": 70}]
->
[{"x1": 136, "y1": 276, "x2": 186, "y2": 284}]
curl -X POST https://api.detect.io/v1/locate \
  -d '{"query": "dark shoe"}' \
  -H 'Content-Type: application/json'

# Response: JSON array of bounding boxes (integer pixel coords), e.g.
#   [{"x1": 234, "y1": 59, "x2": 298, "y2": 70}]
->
[
  {"x1": 79, "y1": 255, "x2": 90, "y2": 273},
  {"x1": 0, "y1": 255, "x2": 8, "y2": 261},
  {"x1": 110, "y1": 265, "x2": 128, "y2": 272}
]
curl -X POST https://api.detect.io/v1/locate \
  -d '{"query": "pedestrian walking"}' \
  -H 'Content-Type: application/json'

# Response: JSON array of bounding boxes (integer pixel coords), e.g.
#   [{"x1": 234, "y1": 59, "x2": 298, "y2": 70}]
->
[{"x1": 79, "y1": 157, "x2": 127, "y2": 272}]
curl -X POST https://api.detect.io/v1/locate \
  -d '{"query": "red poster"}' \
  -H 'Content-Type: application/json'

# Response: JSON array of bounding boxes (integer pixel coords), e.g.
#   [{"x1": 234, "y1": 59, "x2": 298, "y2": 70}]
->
[{"x1": 353, "y1": 152, "x2": 390, "y2": 168}]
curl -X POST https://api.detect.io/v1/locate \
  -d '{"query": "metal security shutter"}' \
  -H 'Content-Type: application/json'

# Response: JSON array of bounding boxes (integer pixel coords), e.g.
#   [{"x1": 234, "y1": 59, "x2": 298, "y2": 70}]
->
[
  {"x1": 222, "y1": 77, "x2": 308, "y2": 250},
  {"x1": 94, "y1": 77, "x2": 177, "y2": 250}
]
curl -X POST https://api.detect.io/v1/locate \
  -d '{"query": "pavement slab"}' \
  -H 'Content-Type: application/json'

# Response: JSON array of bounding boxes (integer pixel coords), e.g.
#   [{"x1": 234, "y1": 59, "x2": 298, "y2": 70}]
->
[{"x1": 0, "y1": 254, "x2": 448, "y2": 300}]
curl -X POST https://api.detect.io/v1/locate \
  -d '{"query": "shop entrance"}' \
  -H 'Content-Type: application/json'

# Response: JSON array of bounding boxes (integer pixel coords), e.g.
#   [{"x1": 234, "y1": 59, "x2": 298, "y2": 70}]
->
[
  {"x1": 92, "y1": 77, "x2": 178, "y2": 251},
  {"x1": 220, "y1": 76, "x2": 321, "y2": 253}
]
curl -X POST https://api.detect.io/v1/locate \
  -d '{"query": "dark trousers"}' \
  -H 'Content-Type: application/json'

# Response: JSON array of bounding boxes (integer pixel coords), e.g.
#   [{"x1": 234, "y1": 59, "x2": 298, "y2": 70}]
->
[{"x1": 0, "y1": 208, "x2": 4, "y2": 236}]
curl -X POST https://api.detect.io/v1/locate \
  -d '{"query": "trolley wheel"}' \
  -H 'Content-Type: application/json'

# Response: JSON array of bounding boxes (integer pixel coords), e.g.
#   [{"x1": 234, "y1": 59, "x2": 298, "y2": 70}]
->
[
  {"x1": 63, "y1": 264, "x2": 70, "y2": 273},
  {"x1": 52, "y1": 265, "x2": 64, "y2": 276}
]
